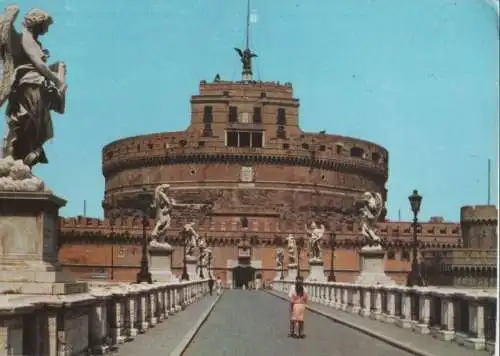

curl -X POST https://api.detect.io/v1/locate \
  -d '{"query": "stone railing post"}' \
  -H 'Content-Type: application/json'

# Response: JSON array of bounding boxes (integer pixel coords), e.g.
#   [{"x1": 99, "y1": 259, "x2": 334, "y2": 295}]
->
[
  {"x1": 89, "y1": 288, "x2": 112, "y2": 353},
  {"x1": 360, "y1": 286, "x2": 371, "y2": 317},
  {"x1": 370, "y1": 287, "x2": 383, "y2": 320},
  {"x1": 350, "y1": 286, "x2": 361, "y2": 314},
  {"x1": 413, "y1": 288, "x2": 431, "y2": 335},
  {"x1": 396, "y1": 289, "x2": 412, "y2": 328},
  {"x1": 111, "y1": 288, "x2": 127, "y2": 344},
  {"x1": 0, "y1": 303, "x2": 33, "y2": 356},
  {"x1": 462, "y1": 295, "x2": 486, "y2": 350},
  {"x1": 384, "y1": 287, "x2": 397, "y2": 323},
  {"x1": 137, "y1": 285, "x2": 149, "y2": 333},
  {"x1": 341, "y1": 286, "x2": 349, "y2": 311}
]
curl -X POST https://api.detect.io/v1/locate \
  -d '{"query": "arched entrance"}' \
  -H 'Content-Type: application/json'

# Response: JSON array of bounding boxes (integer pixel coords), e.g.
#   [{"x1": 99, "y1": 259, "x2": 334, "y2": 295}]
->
[{"x1": 232, "y1": 265, "x2": 256, "y2": 289}]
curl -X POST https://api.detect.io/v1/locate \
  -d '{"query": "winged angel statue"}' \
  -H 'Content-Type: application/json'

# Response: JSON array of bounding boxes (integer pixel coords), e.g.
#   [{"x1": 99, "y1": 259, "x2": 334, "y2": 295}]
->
[
  {"x1": 305, "y1": 222, "x2": 325, "y2": 261},
  {"x1": 357, "y1": 191, "x2": 385, "y2": 245},
  {"x1": 0, "y1": 6, "x2": 67, "y2": 168}
]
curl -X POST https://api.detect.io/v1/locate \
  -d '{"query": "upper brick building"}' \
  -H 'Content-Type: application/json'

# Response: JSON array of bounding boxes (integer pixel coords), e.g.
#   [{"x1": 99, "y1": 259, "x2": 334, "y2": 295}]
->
[{"x1": 58, "y1": 49, "x2": 462, "y2": 286}]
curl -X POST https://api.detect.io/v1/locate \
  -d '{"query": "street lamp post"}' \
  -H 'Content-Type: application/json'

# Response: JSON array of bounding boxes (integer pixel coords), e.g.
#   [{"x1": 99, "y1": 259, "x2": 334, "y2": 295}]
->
[
  {"x1": 406, "y1": 189, "x2": 424, "y2": 287},
  {"x1": 207, "y1": 250, "x2": 213, "y2": 279},
  {"x1": 296, "y1": 236, "x2": 304, "y2": 277},
  {"x1": 328, "y1": 232, "x2": 336, "y2": 282},
  {"x1": 279, "y1": 253, "x2": 285, "y2": 280},
  {"x1": 199, "y1": 251, "x2": 205, "y2": 279},
  {"x1": 181, "y1": 230, "x2": 189, "y2": 281},
  {"x1": 136, "y1": 188, "x2": 152, "y2": 284}
]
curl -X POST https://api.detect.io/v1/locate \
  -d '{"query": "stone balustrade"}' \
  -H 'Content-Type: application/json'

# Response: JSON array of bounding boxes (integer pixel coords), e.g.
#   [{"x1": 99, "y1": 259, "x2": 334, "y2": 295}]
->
[
  {"x1": 272, "y1": 280, "x2": 496, "y2": 353},
  {"x1": 0, "y1": 279, "x2": 209, "y2": 356}
]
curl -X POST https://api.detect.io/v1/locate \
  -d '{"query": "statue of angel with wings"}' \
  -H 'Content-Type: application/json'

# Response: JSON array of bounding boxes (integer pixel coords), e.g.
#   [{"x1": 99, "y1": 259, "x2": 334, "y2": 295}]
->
[
  {"x1": 150, "y1": 183, "x2": 205, "y2": 243},
  {"x1": 305, "y1": 222, "x2": 325, "y2": 261},
  {"x1": 0, "y1": 6, "x2": 68, "y2": 167},
  {"x1": 356, "y1": 191, "x2": 385, "y2": 244},
  {"x1": 234, "y1": 48, "x2": 257, "y2": 73}
]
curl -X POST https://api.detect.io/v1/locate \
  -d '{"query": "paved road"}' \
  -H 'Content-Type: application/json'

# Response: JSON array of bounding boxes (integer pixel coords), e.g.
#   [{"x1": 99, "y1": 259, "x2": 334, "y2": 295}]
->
[
  {"x1": 114, "y1": 295, "x2": 218, "y2": 356},
  {"x1": 184, "y1": 290, "x2": 413, "y2": 356}
]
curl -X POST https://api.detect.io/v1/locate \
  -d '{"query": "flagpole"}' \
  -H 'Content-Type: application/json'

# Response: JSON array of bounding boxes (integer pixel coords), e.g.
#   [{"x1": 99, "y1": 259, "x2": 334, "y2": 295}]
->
[{"x1": 487, "y1": 158, "x2": 491, "y2": 205}]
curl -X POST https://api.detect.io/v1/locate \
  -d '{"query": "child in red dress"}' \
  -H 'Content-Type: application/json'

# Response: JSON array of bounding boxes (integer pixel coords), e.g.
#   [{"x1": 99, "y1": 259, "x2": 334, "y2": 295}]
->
[{"x1": 288, "y1": 276, "x2": 308, "y2": 338}]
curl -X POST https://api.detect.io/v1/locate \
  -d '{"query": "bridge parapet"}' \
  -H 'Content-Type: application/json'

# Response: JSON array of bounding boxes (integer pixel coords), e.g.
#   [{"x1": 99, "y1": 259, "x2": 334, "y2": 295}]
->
[
  {"x1": 0, "y1": 279, "x2": 209, "y2": 355},
  {"x1": 272, "y1": 280, "x2": 496, "y2": 353}
]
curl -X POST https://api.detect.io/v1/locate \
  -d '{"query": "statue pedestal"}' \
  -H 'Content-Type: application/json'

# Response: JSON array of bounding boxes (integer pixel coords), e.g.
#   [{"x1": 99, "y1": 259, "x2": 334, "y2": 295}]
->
[
  {"x1": 149, "y1": 242, "x2": 177, "y2": 283},
  {"x1": 198, "y1": 264, "x2": 208, "y2": 279},
  {"x1": 306, "y1": 259, "x2": 326, "y2": 282},
  {"x1": 273, "y1": 267, "x2": 283, "y2": 281},
  {"x1": 355, "y1": 245, "x2": 395, "y2": 285},
  {"x1": 286, "y1": 264, "x2": 298, "y2": 281},
  {"x1": 185, "y1": 257, "x2": 199, "y2": 280},
  {"x1": 0, "y1": 192, "x2": 88, "y2": 294}
]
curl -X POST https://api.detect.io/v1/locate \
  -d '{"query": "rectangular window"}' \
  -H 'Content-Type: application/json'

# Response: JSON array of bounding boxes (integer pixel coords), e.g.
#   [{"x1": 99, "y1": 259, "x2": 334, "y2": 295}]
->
[
  {"x1": 227, "y1": 131, "x2": 238, "y2": 147},
  {"x1": 239, "y1": 132, "x2": 251, "y2": 147},
  {"x1": 229, "y1": 106, "x2": 238, "y2": 123},
  {"x1": 202, "y1": 124, "x2": 212, "y2": 137},
  {"x1": 277, "y1": 108, "x2": 286, "y2": 125},
  {"x1": 251, "y1": 132, "x2": 263, "y2": 148},
  {"x1": 253, "y1": 107, "x2": 262, "y2": 123},
  {"x1": 203, "y1": 106, "x2": 213, "y2": 123},
  {"x1": 277, "y1": 125, "x2": 286, "y2": 139},
  {"x1": 239, "y1": 112, "x2": 250, "y2": 124}
]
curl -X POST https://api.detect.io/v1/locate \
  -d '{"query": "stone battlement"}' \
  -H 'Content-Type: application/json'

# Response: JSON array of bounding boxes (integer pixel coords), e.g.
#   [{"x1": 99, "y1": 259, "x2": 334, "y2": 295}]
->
[
  {"x1": 59, "y1": 216, "x2": 460, "y2": 245},
  {"x1": 460, "y1": 205, "x2": 498, "y2": 223}
]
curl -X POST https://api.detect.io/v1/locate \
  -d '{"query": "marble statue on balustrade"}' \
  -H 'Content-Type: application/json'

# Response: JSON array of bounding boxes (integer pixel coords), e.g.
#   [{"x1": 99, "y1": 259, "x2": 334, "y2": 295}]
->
[
  {"x1": 197, "y1": 234, "x2": 208, "y2": 263},
  {"x1": 182, "y1": 222, "x2": 199, "y2": 260},
  {"x1": 0, "y1": 6, "x2": 68, "y2": 191},
  {"x1": 305, "y1": 222, "x2": 325, "y2": 262},
  {"x1": 150, "y1": 183, "x2": 204, "y2": 249},
  {"x1": 286, "y1": 234, "x2": 297, "y2": 265},
  {"x1": 276, "y1": 248, "x2": 284, "y2": 267},
  {"x1": 354, "y1": 191, "x2": 394, "y2": 285},
  {"x1": 356, "y1": 191, "x2": 385, "y2": 248}
]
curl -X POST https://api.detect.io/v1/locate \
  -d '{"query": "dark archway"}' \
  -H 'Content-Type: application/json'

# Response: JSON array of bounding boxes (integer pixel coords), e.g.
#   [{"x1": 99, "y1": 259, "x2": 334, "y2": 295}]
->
[{"x1": 232, "y1": 266, "x2": 256, "y2": 289}]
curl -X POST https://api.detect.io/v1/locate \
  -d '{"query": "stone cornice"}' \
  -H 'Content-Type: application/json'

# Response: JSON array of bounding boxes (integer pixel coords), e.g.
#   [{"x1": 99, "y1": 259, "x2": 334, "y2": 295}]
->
[{"x1": 102, "y1": 152, "x2": 388, "y2": 179}]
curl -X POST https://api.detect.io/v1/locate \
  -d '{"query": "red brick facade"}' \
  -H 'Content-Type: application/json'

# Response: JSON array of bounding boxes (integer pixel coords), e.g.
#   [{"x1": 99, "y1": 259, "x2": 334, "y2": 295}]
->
[{"x1": 58, "y1": 79, "x2": 461, "y2": 285}]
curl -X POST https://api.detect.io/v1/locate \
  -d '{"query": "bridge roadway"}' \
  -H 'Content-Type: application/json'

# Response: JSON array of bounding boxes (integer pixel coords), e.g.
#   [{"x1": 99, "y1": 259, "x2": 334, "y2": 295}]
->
[{"x1": 183, "y1": 290, "x2": 412, "y2": 356}]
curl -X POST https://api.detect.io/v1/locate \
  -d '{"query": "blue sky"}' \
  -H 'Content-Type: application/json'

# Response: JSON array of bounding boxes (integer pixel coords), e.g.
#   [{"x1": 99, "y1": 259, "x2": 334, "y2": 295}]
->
[{"x1": 2, "y1": 0, "x2": 498, "y2": 222}]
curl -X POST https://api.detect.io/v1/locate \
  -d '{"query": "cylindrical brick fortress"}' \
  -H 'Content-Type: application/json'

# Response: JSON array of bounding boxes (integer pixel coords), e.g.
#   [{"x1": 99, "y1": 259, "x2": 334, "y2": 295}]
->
[
  {"x1": 460, "y1": 205, "x2": 498, "y2": 249},
  {"x1": 101, "y1": 81, "x2": 388, "y2": 231}
]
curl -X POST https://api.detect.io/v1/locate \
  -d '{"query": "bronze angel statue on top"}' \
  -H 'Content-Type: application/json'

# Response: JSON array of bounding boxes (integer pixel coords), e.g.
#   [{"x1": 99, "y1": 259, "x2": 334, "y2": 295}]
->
[
  {"x1": 0, "y1": 6, "x2": 68, "y2": 168},
  {"x1": 234, "y1": 47, "x2": 257, "y2": 74}
]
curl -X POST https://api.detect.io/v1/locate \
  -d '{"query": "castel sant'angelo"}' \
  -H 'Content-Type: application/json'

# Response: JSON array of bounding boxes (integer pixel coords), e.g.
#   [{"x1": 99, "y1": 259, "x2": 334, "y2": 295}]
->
[{"x1": 58, "y1": 32, "x2": 481, "y2": 287}]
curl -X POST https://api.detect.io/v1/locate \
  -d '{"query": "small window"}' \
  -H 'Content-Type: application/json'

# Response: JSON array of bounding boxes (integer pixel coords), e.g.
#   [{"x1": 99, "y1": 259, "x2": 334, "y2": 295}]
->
[
  {"x1": 387, "y1": 250, "x2": 395, "y2": 260},
  {"x1": 198, "y1": 141, "x2": 205, "y2": 147},
  {"x1": 239, "y1": 112, "x2": 250, "y2": 124},
  {"x1": 229, "y1": 106, "x2": 238, "y2": 123},
  {"x1": 203, "y1": 106, "x2": 213, "y2": 123},
  {"x1": 239, "y1": 132, "x2": 251, "y2": 147},
  {"x1": 277, "y1": 126, "x2": 286, "y2": 139},
  {"x1": 251, "y1": 132, "x2": 263, "y2": 148},
  {"x1": 283, "y1": 143, "x2": 290, "y2": 149},
  {"x1": 336, "y1": 145, "x2": 343, "y2": 154},
  {"x1": 319, "y1": 145, "x2": 326, "y2": 151},
  {"x1": 277, "y1": 108, "x2": 286, "y2": 125},
  {"x1": 372, "y1": 152, "x2": 381, "y2": 163},
  {"x1": 227, "y1": 132, "x2": 238, "y2": 147},
  {"x1": 401, "y1": 250, "x2": 410, "y2": 261},
  {"x1": 301, "y1": 143, "x2": 309, "y2": 150},
  {"x1": 253, "y1": 107, "x2": 262, "y2": 123},
  {"x1": 179, "y1": 140, "x2": 187, "y2": 147},
  {"x1": 350, "y1": 147, "x2": 364, "y2": 158}
]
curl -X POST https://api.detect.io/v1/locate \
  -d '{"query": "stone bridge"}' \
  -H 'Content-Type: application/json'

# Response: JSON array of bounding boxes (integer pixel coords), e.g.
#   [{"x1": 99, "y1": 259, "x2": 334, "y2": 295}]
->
[{"x1": 0, "y1": 280, "x2": 496, "y2": 355}]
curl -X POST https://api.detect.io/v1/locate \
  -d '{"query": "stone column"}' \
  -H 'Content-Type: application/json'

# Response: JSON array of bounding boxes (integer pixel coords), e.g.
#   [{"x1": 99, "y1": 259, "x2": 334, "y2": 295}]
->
[
  {"x1": 397, "y1": 291, "x2": 413, "y2": 329},
  {"x1": 436, "y1": 295, "x2": 455, "y2": 341}
]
